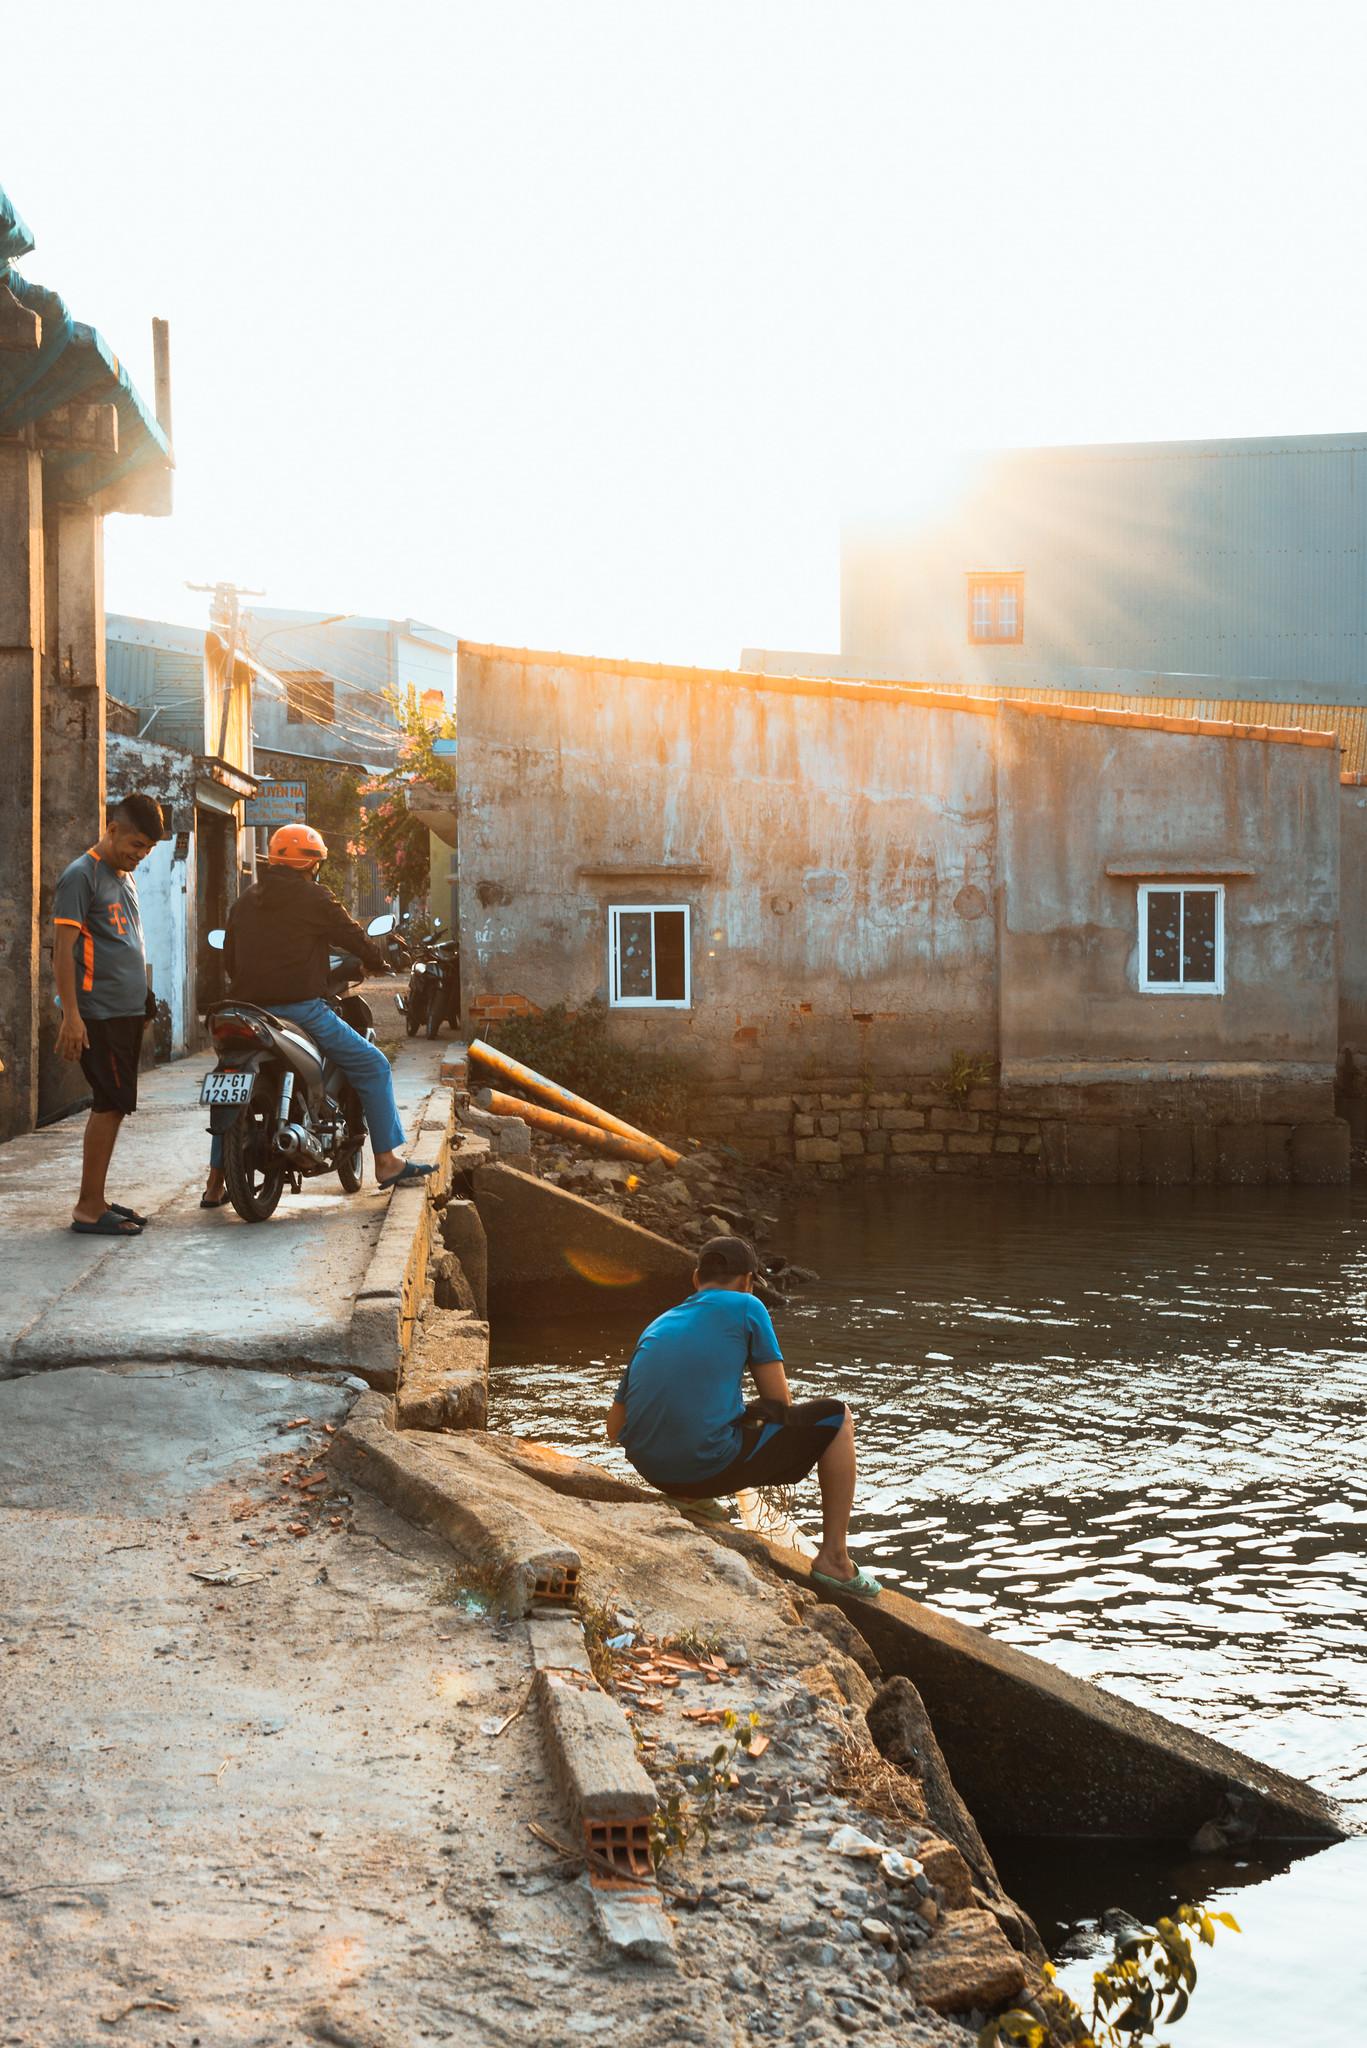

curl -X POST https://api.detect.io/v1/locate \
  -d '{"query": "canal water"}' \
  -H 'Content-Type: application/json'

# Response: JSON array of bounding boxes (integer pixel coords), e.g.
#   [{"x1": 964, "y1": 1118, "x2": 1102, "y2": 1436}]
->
[{"x1": 489, "y1": 1179, "x2": 1367, "y2": 2042}]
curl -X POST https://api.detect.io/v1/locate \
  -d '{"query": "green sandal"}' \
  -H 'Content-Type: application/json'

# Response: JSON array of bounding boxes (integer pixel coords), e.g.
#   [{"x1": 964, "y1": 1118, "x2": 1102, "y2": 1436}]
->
[{"x1": 810, "y1": 1564, "x2": 882, "y2": 1601}]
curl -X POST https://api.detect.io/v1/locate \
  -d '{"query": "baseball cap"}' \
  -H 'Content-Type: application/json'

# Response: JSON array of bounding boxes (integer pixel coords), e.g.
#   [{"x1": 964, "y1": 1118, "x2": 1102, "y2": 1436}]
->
[{"x1": 696, "y1": 1234, "x2": 760, "y2": 1280}]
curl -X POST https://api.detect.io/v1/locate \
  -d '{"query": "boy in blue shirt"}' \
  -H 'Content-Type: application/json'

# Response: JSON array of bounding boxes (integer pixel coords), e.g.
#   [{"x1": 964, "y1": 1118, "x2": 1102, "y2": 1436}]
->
[{"x1": 606, "y1": 1235, "x2": 880, "y2": 1599}]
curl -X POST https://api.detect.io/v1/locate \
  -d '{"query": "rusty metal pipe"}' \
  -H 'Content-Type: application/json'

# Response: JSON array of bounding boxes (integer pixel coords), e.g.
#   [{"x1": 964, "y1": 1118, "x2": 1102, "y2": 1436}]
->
[
  {"x1": 468, "y1": 1038, "x2": 680, "y2": 1165},
  {"x1": 476, "y1": 1088, "x2": 666, "y2": 1164}
]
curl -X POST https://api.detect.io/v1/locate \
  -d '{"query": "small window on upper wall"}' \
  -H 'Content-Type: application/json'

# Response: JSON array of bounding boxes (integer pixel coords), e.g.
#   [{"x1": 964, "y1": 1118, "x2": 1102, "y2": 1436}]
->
[
  {"x1": 609, "y1": 905, "x2": 691, "y2": 1008},
  {"x1": 966, "y1": 571, "x2": 1025, "y2": 644},
  {"x1": 283, "y1": 669, "x2": 336, "y2": 725},
  {"x1": 1138, "y1": 883, "x2": 1224, "y2": 995}
]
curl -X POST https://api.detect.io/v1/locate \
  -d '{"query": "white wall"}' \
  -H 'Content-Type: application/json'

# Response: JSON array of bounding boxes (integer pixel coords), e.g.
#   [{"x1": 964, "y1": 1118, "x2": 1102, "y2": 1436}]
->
[{"x1": 136, "y1": 838, "x2": 192, "y2": 1055}]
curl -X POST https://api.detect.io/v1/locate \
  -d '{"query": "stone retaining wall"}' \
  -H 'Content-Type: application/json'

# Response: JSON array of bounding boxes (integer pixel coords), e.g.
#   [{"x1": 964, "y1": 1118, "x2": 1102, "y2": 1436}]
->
[
  {"x1": 690, "y1": 1080, "x2": 1040, "y2": 1181},
  {"x1": 689, "y1": 1078, "x2": 1350, "y2": 1185}
]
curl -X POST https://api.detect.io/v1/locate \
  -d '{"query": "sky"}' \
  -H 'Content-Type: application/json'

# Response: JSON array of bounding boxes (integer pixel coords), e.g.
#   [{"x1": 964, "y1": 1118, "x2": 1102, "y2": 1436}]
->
[{"x1": 7, "y1": 1, "x2": 1367, "y2": 668}]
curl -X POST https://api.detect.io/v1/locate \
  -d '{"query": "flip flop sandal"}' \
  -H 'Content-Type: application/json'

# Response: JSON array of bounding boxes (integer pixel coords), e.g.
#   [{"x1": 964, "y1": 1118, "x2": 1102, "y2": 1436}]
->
[
  {"x1": 669, "y1": 1497, "x2": 734, "y2": 1525},
  {"x1": 810, "y1": 1564, "x2": 883, "y2": 1601},
  {"x1": 110, "y1": 1203, "x2": 150, "y2": 1226},
  {"x1": 199, "y1": 1192, "x2": 230, "y2": 1209},
  {"x1": 376, "y1": 1161, "x2": 436, "y2": 1191},
  {"x1": 71, "y1": 1210, "x2": 143, "y2": 1238}
]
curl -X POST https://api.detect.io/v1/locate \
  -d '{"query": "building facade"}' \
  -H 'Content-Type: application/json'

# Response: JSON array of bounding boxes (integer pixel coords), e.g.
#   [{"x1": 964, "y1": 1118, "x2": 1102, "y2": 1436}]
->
[
  {"x1": 457, "y1": 641, "x2": 1348, "y2": 1185},
  {"x1": 0, "y1": 184, "x2": 173, "y2": 1137},
  {"x1": 747, "y1": 431, "x2": 1367, "y2": 771}
]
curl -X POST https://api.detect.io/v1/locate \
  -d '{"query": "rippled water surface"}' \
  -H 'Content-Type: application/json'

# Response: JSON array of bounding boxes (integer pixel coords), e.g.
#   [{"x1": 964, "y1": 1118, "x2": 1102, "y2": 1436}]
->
[{"x1": 491, "y1": 1179, "x2": 1367, "y2": 2041}]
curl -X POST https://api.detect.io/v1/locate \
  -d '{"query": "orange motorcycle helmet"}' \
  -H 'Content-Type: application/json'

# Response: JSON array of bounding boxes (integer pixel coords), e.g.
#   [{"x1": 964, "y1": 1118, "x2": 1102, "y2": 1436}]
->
[{"x1": 267, "y1": 822, "x2": 328, "y2": 869}]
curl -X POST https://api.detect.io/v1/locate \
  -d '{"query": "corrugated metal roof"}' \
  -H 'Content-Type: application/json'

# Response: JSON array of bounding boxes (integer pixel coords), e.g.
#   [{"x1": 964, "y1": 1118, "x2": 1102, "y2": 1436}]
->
[{"x1": 0, "y1": 182, "x2": 170, "y2": 507}]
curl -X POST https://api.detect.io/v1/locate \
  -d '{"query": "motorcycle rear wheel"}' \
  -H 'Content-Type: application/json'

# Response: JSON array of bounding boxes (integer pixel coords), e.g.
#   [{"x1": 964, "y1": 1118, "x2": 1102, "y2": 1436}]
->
[
  {"x1": 223, "y1": 1101, "x2": 286, "y2": 1221},
  {"x1": 337, "y1": 1130, "x2": 365, "y2": 1193}
]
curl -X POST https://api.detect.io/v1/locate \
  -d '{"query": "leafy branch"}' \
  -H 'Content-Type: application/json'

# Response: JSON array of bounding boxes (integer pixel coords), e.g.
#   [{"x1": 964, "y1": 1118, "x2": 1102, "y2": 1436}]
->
[{"x1": 979, "y1": 1904, "x2": 1240, "y2": 2048}]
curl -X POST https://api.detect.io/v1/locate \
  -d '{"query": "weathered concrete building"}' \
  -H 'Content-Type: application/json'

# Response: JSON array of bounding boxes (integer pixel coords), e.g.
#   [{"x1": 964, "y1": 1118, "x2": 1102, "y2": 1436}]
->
[
  {"x1": 749, "y1": 432, "x2": 1367, "y2": 771},
  {"x1": 457, "y1": 642, "x2": 1347, "y2": 1184},
  {"x1": 0, "y1": 187, "x2": 173, "y2": 1139}
]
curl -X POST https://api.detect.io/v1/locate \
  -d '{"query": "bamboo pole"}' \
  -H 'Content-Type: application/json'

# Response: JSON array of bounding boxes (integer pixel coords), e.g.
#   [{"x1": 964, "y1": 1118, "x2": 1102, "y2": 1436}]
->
[
  {"x1": 476, "y1": 1088, "x2": 665, "y2": 1164},
  {"x1": 468, "y1": 1038, "x2": 681, "y2": 1165}
]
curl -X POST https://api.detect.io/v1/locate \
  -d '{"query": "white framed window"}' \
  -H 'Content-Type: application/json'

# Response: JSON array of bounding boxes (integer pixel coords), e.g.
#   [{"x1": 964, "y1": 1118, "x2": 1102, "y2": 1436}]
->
[
  {"x1": 1138, "y1": 883, "x2": 1224, "y2": 995},
  {"x1": 966, "y1": 571, "x2": 1025, "y2": 644},
  {"x1": 609, "y1": 904, "x2": 691, "y2": 1008}
]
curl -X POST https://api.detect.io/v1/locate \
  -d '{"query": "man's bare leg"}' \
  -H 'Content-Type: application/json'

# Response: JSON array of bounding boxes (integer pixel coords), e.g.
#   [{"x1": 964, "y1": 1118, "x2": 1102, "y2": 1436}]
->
[
  {"x1": 810, "y1": 1409, "x2": 859, "y2": 1582},
  {"x1": 74, "y1": 1111, "x2": 134, "y2": 1228}
]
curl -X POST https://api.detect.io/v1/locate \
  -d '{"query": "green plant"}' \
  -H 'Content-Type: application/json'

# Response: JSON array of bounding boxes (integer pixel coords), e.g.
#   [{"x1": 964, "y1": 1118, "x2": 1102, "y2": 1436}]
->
[
  {"x1": 978, "y1": 1905, "x2": 1240, "y2": 2048},
  {"x1": 942, "y1": 1049, "x2": 993, "y2": 1108},
  {"x1": 650, "y1": 1708, "x2": 761, "y2": 1866},
  {"x1": 484, "y1": 996, "x2": 692, "y2": 1133},
  {"x1": 353, "y1": 683, "x2": 456, "y2": 902}
]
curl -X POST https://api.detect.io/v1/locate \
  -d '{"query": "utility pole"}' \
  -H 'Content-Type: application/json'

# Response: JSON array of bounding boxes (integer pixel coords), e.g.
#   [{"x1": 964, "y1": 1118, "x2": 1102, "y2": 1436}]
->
[
  {"x1": 188, "y1": 580, "x2": 264, "y2": 886},
  {"x1": 187, "y1": 580, "x2": 263, "y2": 763}
]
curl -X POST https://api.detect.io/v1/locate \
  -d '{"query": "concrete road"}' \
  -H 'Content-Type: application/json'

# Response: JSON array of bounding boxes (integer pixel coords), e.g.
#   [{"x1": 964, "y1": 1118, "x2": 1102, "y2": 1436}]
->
[
  {"x1": 0, "y1": 1035, "x2": 447, "y2": 1377},
  {"x1": 0, "y1": 1364, "x2": 733, "y2": 2048}
]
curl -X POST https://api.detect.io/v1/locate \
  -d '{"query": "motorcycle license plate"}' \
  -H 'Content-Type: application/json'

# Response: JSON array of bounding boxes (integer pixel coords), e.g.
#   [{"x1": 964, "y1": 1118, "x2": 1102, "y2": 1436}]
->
[{"x1": 200, "y1": 1070, "x2": 254, "y2": 1106}]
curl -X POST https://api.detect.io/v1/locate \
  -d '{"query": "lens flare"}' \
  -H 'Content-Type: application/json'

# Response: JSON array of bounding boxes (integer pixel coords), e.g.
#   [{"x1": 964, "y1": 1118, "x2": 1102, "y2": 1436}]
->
[{"x1": 564, "y1": 1247, "x2": 643, "y2": 1289}]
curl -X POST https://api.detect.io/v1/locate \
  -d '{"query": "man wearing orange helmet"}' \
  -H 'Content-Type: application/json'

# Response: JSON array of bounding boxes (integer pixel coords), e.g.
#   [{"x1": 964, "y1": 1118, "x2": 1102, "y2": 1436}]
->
[{"x1": 200, "y1": 822, "x2": 433, "y2": 1204}]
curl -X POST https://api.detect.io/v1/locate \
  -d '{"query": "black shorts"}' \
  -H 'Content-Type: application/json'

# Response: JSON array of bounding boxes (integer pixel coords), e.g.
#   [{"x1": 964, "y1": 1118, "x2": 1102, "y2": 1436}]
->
[
  {"x1": 79, "y1": 1014, "x2": 147, "y2": 1116},
  {"x1": 662, "y1": 1398, "x2": 847, "y2": 1500}
]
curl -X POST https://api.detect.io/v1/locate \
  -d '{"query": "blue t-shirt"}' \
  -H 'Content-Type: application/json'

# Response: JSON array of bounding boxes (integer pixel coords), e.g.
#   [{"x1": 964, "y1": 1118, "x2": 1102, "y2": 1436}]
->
[{"x1": 614, "y1": 1288, "x2": 783, "y2": 1486}]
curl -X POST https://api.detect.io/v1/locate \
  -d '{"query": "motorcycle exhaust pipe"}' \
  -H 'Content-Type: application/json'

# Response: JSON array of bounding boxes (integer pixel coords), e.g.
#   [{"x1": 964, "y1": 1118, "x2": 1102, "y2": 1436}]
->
[{"x1": 276, "y1": 1120, "x2": 326, "y2": 1165}]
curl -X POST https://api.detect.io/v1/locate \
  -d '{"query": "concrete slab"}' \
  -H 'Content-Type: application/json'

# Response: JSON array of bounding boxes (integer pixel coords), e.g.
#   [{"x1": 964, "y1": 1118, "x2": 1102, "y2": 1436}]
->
[
  {"x1": 0, "y1": 1361, "x2": 358, "y2": 1512},
  {"x1": 0, "y1": 1043, "x2": 446, "y2": 1376},
  {"x1": 748, "y1": 1537, "x2": 1348, "y2": 1844},
  {"x1": 471, "y1": 1159, "x2": 693, "y2": 1316}
]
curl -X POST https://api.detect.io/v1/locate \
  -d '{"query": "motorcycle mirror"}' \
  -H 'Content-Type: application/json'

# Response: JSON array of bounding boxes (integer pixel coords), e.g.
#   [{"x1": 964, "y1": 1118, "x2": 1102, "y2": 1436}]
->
[
  {"x1": 207, "y1": 928, "x2": 226, "y2": 951},
  {"x1": 431, "y1": 918, "x2": 444, "y2": 931},
  {"x1": 366, "y1": 912, "x2": 396, "y2": 937}
]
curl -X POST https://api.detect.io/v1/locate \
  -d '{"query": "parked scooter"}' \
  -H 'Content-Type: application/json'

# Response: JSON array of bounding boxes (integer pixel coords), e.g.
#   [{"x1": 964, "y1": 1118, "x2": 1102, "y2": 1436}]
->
[
  {"x1": 201, "y1": 912, "x2": 403, "y2": 1222},
  {"x1": 396, "y1": 918, "x2": 460, "y2": 1039}
]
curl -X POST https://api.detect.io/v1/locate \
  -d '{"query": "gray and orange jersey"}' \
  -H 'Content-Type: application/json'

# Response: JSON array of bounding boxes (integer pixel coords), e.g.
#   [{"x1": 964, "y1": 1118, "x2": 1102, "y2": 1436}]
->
[{"x1": 52, "y1": 848, "x2": 148, "y2": 1020}]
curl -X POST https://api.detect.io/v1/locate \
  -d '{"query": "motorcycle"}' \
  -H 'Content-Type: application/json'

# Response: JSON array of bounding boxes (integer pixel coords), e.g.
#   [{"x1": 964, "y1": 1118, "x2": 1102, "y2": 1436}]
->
[
  {"x1": 396, "y1": 917, "x2": 460, "y2": 1040},
  {"x1": 200, "y1": 911, "x2": 403, "y2": 1223}
]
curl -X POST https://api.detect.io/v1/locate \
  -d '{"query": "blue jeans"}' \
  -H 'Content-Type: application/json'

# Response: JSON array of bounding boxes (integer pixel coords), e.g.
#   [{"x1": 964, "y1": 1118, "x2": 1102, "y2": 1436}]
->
[{"x1": 209, "y1": 999, "x2": 404, "y2": 1166}]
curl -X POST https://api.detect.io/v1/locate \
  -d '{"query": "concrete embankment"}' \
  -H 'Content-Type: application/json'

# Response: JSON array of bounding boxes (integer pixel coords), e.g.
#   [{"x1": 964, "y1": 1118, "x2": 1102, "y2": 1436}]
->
[{"x1": 737, "y1": 1537, "x2": 1347, "y2": 1846}]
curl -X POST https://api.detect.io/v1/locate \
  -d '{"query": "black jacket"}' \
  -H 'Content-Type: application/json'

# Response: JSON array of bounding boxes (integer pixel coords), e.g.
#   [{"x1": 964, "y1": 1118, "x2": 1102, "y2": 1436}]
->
[{"x1": 223, "y1": 866, "x2": 389, "y2": 1006}]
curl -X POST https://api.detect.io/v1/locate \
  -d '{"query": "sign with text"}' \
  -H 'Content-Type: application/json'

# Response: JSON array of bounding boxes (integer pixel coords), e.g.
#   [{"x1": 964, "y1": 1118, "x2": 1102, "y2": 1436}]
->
[{"x1": 245, "y1": 780, "x2": 307, "y2": 827}]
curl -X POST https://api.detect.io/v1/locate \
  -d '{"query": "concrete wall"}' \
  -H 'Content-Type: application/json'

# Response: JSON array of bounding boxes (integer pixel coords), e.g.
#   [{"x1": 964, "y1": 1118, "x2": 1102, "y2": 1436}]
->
[
  {"x1": 456, "y1": 646, "x2": 999, "y2": 1083},
  {"x1": 997, "y1": 703, "x2": 1340, "y2": 1125},
  {"x1": 1339, "y1": 782, "x2": 1367, "y2": 1055},
  {"x1": 246, "y1": 612, "x2": 455, "y2": 766},
  {"x1": 841, "y1": 433, "x2": 1367, "y2": 700}
]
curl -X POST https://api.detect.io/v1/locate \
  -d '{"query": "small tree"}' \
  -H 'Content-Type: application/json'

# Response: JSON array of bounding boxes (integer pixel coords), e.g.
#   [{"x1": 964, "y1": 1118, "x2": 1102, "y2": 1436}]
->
[{"x1": 352, "y1": 685, "x2": 455, "y2": 903}]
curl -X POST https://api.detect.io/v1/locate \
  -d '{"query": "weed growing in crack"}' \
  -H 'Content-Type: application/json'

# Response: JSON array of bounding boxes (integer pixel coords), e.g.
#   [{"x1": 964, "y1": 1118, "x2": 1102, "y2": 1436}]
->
[
  {"x1": 650, "y1": 1708, "x2": 761, "y2": 1868},
  {"x1": 573, "y1": 1593, "x2": 621, "y2": 1690}
]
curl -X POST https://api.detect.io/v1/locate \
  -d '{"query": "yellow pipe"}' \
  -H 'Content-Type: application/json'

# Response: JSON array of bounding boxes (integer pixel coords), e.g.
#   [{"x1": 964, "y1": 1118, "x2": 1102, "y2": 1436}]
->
[
  {"x1": 477, "y1": 1088, "x2": 665, "y2": 1164},
  {"x1": 468, "y1": 1038, "x2": 681, "y2": 1165}
]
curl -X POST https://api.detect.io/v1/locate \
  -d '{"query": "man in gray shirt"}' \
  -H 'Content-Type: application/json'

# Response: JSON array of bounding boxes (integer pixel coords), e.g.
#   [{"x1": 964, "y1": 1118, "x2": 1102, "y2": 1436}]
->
[{"x1": 51, "y1": 793, "x2": 165, "y2": 1236}]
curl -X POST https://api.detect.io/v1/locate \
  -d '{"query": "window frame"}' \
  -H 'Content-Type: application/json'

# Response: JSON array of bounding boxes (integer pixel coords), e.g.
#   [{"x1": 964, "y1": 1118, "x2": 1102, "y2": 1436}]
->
[
  {"x1": 965, "y1": 570, "x2": 1026, "y2": 646},
  {"x1": 1137, "y1": 881, "x2": 1225, "y2": 997},
  {"x1": 608, "y1": 903, "x2": 692, "y2": 1010}
]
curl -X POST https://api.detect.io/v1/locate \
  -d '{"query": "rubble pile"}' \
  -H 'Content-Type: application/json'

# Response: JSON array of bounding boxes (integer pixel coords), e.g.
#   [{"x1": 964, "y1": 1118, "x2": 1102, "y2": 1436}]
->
[{"x1": 529, "y1": 1136, "x2": 820, "y2": 1291}]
